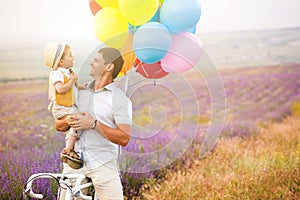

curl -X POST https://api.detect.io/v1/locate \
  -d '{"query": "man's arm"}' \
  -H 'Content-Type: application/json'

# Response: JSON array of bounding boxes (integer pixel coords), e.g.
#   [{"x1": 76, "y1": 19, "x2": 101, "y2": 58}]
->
[
  {"x1": 94, "y1": 122, "x2": 131, "y2": 147},
  {"x1": 70, "y1": 112, "x2": 131, "y2": 147}
]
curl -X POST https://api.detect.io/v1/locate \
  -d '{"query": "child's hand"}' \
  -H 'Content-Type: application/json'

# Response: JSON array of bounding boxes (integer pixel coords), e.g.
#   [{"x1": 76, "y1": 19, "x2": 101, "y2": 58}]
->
[
  {"x1": 55, "y1": 115, "x2": 74, "y2": 132},
  {"x1": 70, "y1": 72, "x2": 78, "y2": 83}
]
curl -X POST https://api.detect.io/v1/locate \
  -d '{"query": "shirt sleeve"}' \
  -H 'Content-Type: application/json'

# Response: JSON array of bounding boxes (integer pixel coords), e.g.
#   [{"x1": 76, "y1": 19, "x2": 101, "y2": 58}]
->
[
  {"x1": 112, "y1": 88, "x2": 132, "y2": 125},
  {"x1": 50, "y1": 70, "x2": 64, "y2": 85}
]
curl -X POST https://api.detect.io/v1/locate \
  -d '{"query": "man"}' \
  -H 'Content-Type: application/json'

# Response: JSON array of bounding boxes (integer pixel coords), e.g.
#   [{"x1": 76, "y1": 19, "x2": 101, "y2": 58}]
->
[{"x1": 56, "y1": 47, "x2": 132, "y2": 199}]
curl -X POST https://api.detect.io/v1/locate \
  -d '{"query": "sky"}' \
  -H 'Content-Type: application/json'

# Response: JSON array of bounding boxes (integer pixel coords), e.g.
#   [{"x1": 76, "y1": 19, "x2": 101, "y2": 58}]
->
[{"x1": 0, "y1": 0, "x2": 300, "y2": 41}]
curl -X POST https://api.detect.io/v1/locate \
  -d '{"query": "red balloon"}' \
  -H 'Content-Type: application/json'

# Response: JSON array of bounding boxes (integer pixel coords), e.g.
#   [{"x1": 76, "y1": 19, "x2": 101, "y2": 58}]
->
[
  {"x1": 89, "y1": 0, "x2": 102, "y2": 16},
  {"x1": 135, "y1": 59, "x2": 169, "y2": 79}
]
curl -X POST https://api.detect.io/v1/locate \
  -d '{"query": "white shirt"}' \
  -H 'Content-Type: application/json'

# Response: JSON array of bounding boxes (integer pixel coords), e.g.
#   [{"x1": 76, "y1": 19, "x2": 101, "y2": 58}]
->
[
  {"x1": 49, "y1": 67, "x2": 78, "y2": 105},
  {"x1": 75, "y1": 81, "x2": 132, "y2": 170}
]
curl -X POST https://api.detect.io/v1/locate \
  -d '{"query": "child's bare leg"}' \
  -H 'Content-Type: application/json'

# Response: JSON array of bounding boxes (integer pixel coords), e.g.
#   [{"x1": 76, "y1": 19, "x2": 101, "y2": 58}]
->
[
  {"x1": 65, "y1": 134, "x2": 77, "y2": 150},
  {"x1": 60, "y1": 130, "x2": 83, "y2": 169}
]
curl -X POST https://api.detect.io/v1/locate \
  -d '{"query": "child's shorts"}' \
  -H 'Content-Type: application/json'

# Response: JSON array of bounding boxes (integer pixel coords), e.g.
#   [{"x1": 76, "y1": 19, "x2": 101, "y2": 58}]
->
[{"x1": 52, "y1": 103, "x2": 81, "y2": 138}]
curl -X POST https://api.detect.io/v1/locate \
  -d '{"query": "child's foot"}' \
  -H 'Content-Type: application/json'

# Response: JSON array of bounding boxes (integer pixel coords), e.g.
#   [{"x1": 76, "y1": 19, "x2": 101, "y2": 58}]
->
[{"x1": 60, "y1": 149, "x2": 83, "y2": 169}]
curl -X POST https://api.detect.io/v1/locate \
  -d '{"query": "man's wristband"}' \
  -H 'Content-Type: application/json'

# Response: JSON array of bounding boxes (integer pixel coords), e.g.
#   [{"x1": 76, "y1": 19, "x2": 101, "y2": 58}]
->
[{"x1": 91, "y1": 119, "x2": 97, "y2": 129}]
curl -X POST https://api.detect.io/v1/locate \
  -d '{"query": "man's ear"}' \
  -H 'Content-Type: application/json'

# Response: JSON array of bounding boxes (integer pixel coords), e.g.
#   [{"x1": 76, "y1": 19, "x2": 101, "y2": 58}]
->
[{"x1": 106, "y1": 63, "x2": 114, "y2": 72}]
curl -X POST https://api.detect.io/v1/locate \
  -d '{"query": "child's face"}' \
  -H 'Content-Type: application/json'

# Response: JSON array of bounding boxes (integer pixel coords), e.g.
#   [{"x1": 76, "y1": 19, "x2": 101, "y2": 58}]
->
[{"x1": 60, "y1": 48, "x2": 74, "y2": 69}]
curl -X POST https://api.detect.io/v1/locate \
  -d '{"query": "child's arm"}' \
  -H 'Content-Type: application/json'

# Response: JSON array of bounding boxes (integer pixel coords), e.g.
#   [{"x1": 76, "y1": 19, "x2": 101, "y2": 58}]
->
[
  {"x1": 77, "y1": 83, "x2": 87, "y2": 90},
  {"x1": 54, "y1": 73, "x2": 78, "y2": 94}
]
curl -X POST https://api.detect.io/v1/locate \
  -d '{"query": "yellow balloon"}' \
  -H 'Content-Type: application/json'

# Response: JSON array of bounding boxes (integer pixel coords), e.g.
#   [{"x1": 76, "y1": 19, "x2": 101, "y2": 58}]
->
[
  {"x1": 94, "y1": 8, "x2": 128, "y2": 48},
  {"x1": 119, "y1": 0, "x2": 159, "y2": 26},
  {"x1": 95, "y1": 0, "x2": 119, "y2": 9}
]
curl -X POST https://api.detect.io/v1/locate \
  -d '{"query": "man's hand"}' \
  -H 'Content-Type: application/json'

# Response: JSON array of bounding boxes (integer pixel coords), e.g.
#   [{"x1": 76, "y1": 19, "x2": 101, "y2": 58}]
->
[
  {"x1": 68, "y1": 112, "x2": 131, "y2": 146},
  {"x1": 69, "y1": 112, "x2": 94, "y2": 130}
]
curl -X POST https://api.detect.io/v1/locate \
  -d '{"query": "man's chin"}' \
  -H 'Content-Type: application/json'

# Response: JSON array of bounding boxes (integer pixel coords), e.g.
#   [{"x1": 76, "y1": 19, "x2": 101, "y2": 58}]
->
[{"x1": 88, "y1": 72, "x2": 94, "y2": 77}]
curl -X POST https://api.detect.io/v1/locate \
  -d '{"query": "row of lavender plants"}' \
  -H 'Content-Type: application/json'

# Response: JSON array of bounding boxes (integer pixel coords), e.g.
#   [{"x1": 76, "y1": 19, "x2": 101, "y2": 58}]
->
[
  {"x1": 0, "y1": 81, "x2": 64, "y2": 199},
  {"x1": 1, "y1": 64, "x2": 300, "y2": 199}
]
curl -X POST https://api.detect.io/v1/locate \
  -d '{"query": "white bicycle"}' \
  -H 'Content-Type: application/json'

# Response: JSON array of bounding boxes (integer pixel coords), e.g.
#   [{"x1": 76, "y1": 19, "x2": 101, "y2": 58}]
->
[{"x1": 23, "y1": 173, "x2": 96, "y2": 199}]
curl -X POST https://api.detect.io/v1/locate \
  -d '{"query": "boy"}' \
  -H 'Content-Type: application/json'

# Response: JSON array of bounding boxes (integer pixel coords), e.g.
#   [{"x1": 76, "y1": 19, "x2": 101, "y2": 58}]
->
[{"x1": 44, "y1": 42, "x2": 83, "y2": 169}]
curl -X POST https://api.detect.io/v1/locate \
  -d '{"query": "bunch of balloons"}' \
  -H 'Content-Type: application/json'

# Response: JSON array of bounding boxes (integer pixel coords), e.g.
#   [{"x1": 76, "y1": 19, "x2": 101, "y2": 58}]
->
[{"x1": 89, "y1": 0, "x2": 202, "y2": 79}]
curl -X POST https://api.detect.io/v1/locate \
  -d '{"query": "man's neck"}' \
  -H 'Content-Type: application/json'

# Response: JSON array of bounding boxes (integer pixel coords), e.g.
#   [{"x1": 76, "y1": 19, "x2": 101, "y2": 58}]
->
[{"x1": 94, "y1": 75, "x2": 113, "y2": 91}]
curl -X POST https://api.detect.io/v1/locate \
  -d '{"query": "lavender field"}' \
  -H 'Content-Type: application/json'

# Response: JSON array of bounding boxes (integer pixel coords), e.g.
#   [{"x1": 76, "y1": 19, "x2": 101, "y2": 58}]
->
[{"x1": 1, "y1": 64, "x2": 300, "y2": 199}]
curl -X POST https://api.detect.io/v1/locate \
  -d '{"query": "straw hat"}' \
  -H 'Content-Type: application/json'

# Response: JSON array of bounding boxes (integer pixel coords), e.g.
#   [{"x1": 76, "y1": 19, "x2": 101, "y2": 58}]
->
[{"x1": 44, "y1": 42, "x2": 67, "y2": 70}]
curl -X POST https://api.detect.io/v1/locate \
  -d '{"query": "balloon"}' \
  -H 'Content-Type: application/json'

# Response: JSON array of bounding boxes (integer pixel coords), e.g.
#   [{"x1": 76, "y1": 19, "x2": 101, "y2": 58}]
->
[
  {"x1": 117, "y1": 71, "x2": 124, "y2": 78},
  {"x1": 128, "y1": 6, "x2": 160, "y2": 35},
  {"x1": 118, "y1": 33, "x2": 135, "y2": 74},
  {"x1": 95, "y1": 0, "x2": 119, "y2": 9},
  {"x1": 187, "y1": 25, "x2": 197, "y2": 34},
  {"x1": 161, "y1": 32, "x2": 202, "y2": 73},
  {"x1": 160, "y1": 0, "x2": 201, "y2": 33},
  {"x1": 150, "y1": 6, "x2": 160, "y2": 22},
  {"x1": 119, "y1": 0, "x2": 159, "y2": 26},
  {"x1": 89, "y1": 0, "x2": 102, "y2": 16},
  {"x1": 128, "y1": 24, "x2": 141, "y2": 35},
  {"x1": 133, "y1": 22, "x2": 171, "y2": 64},
  {"x1": 94, "y1": 8, "x2": 128, "y2": 48},
  {"x1": 136, "y1": 59, "x2": 168, "y2": 79},
  {"x1": 121, "y1": 51, "x2": 136, "y2": 74}
]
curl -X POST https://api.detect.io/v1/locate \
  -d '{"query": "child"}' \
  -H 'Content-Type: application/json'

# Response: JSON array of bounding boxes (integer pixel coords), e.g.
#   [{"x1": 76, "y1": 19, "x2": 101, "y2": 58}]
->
[{"x1": 44, "y1": 42, "x2": 83, "y2": 169}]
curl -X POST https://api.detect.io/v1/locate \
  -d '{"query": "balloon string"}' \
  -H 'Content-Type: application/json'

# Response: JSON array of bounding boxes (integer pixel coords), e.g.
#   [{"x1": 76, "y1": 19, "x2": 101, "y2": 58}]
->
[
  {"x1": 140, "y1": 63, "x2": 149, "y2": 78},
  {"x1": 124, "y1": 73, "x2": 129, "y2": 92},
  {"x1": 130, "y1": 26, "x2": 138, "y2": 72},
  {"x1": 125, "y1": 25, "x2": 136, "y2": 75}
]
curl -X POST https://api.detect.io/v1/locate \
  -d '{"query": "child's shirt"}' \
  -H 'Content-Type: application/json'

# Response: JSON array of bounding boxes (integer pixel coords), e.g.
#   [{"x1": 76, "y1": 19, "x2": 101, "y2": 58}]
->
[{"x1": 48, "y1": 68, "x2": 78, "y2": 107}]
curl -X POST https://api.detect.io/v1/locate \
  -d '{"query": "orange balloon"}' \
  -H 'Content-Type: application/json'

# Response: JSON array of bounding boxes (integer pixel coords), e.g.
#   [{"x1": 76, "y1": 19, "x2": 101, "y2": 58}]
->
[
  {"x1": 89, "y1": 0, "x2": 102, "y2": 16},
  {"x1": 121, "y1": 52, "x2": 135, "y2": 74},
  {"x1": 118, "y1": 33, "x2": 136, "y2": 74}
]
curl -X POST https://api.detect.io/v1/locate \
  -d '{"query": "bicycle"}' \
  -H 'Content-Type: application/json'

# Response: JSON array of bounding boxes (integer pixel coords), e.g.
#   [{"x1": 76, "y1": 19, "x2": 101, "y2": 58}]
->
[{"x1": 23, "y1": 173, "x2": 96, "y2": 199}]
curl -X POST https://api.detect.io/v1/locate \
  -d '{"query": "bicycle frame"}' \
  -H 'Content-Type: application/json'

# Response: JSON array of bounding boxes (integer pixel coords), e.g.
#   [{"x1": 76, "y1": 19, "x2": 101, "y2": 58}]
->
[{"x1": 24, "y1": 173, "x2": 94, "y2": 200}]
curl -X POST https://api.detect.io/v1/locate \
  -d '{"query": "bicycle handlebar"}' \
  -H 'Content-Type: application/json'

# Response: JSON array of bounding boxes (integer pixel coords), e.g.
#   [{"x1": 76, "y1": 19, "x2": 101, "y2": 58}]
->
[{"x1": 24, "y1": 173, "x2": 93, "y2": 200}]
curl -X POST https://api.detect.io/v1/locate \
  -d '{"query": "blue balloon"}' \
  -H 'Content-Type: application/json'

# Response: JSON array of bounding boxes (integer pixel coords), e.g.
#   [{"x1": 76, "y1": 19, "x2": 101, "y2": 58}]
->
[
  {"x1": 160, "y1": 0, "x2": 201, "y2": 33},
  {"x1": 128, "y1": 24, "x2": 141, "y2": 35},
  {"x1": 150, "y1": 6, "x2": 160, "y2": 22},
  {"x1": 187, "y1": 25, "x2": 197, "y2": 34},
  {"x1": 133, "y1": 22, "x2": 171, "y2": 64}
]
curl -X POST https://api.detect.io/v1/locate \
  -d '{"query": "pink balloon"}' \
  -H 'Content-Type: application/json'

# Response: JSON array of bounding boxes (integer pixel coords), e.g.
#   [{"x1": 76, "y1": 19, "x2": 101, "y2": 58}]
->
[{"x1": 161, "y1": 32, "x2": 202, "y2": 73}]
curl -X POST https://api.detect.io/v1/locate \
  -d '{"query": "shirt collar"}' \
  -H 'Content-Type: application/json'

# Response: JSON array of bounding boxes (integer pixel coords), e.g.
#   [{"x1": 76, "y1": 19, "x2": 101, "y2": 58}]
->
[
  {"x1": 57, "y1": 67, "x2": 70, "y2": 74},
  {"x1": 87, "y1": 80, "x2": 117, "y2": 92}
]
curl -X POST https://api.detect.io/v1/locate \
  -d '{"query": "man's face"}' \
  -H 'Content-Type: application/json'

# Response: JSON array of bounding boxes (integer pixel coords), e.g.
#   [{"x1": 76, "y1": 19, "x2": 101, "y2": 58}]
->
[{"x1": 89, "y1": 52, "x2": 107, "y2": 78}]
